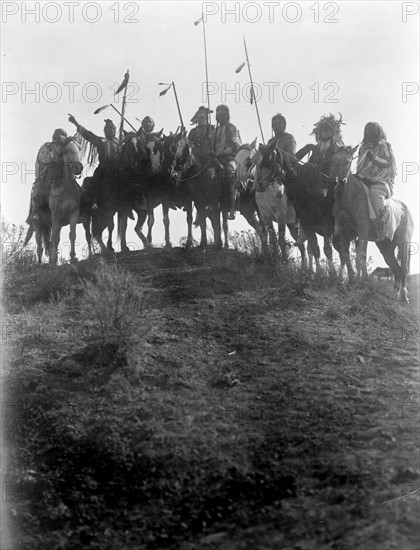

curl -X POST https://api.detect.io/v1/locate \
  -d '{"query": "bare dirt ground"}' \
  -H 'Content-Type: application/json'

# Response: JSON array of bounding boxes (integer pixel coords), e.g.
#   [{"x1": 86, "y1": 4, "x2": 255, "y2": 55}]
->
[{"x1": 2, "y1": 247, "x2": 419, "y2": 549}]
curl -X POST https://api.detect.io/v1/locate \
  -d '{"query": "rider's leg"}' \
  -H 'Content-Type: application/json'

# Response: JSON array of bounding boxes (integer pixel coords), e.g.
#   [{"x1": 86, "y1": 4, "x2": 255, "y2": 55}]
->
[{"x1": 369, "y1": 183, "x2": 390, "y2": 241}]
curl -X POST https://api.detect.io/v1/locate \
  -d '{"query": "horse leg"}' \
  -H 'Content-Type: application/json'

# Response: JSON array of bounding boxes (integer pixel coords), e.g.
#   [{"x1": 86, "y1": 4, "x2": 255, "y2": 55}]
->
[
  {"x1": 268, "y1": 222, "x2": 278, "y2": 264},
  {"x1": 355, "y1": 238, "x2": 368, "y2": 281},
  {"x1": 107, "y1": 217, "x2": 115, "y2": 252},
  {"x1": 337, "y1": 233, "x2": 355, "y2": 283},
  {"x1": 277, "y1": 223, "x2": 288, "y2": 262},
  {"x1": 147, "y1": 208, "x2": 154, "y2": 245},
  {"x1": 92, "y1": 214, "x2": 111, "y2": 256},
  {"x1": 83, "y1": 220, "x2": 93, "y2": 258},
  {"x1": 186, "y1": 200, "x2": 194, "y2": 248},
  {"x1": 198, "y1": 206, "x2": 208, "y2": 249},
  {"x1": 211, "y1": 209, "x2": 222, "y2": 250},
  {"x1": 306, "y1": 231, "x2": 320, "y2": 273},
  {"x1": 118, "y1": 212, "x2": 129, "y2": 252},
  {"x1": 323, "y1": 236, "x2": 336, "y2": 274},
  {"x1": 49, "y1": 221, "x2": 60, "y2": 265},
  {"x1": 222, "y1": 210, "x2": 229, "y2": 249},
  {"x1": 163, "y1": 204, "x2": 171, "y2": 249},
  {"x1": 133, "y1": 210, "x2": 151, "y2": 248},
  {"x1": 377, "y1": 241, "x2": 407, "y2": 301},
  {"x1": 260, "y1": 223, "x2": 270, "y2": 258},
  {"x1": 69, "y1": 216, "x2": 78, "y2": 263},
  {"x1": 288, "y1": 223, "x2": 307, "y2": 267}
]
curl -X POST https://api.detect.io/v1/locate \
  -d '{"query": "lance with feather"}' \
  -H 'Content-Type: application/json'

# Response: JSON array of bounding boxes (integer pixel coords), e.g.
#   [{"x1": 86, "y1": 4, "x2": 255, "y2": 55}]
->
[
  {"x1": 236, "y1": 36, "x2": 265, "y2": 144},
  {"x1": 93, "y1": 103, "x2": 137, "y2": 133},
  {"x1": 158, "y1": 81, "x2": 185, "y2": 132},
  {"x1": 194, "y1": 10, "x2": 212, "y2": 126},
  {"x1": 115, "y1": 70, "x2": 130, "y2": 148}
]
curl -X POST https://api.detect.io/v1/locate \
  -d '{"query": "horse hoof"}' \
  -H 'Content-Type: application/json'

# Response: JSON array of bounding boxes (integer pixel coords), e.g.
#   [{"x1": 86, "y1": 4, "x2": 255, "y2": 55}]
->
[
  {"x1": 398, "y1": 288, "x2": 409, "y2": 303},
  {"x1": 70, "y1": 256, "x2": 78, "y2": 264},
  {"x1": 121, "y1": 246, "x2": 130, "y2": 253}
]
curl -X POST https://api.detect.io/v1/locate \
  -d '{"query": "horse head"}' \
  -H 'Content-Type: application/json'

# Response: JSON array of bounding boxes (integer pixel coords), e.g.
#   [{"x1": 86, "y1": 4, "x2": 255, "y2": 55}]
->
[
  {"x1": 327, "y1": 144, "x2": 359, "y2": 182},
  {"x1": 254, "y1": 141, "x2": 284, "y2": 194},
  {"x1": 170, "y1": 134, "x2": 191, "y2": 184},
  {"x1": 46, "y1": 139, "x2": 83, "y2": 184},
  {"x1": 146, "y1": 139, "x2": 163, "y2": 175},
  {"x1": 235, "y1": 138, "x2": 257, "y2": 190}
]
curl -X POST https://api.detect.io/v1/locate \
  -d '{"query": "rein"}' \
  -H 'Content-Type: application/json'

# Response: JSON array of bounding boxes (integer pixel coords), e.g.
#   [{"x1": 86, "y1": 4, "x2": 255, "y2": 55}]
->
[{"x1": 175, "y1": 164, "x2": 207, "y2": 182}]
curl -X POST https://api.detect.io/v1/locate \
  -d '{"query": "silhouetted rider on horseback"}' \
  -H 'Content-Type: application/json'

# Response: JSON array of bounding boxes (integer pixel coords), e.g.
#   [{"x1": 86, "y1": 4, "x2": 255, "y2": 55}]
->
[
  {"x1": 212, "y1": 104, "x2": 242, "y2": 220},
  {"x1": 267, "y1": 114, "x2": 297, "y2": 156},
  {"x1": 356, "y1": 121, "x2": 397, "y2": 241},
  {"x1": 68, "y1": 114, "x2": 127, "y2": 214},
  {"x1": 296, "y1": 113, "x2": 345, "y2": 175},
  {"x1": 27, "y1": 128, "x2": 68, "y2": 223},
  {"x1": 187, "y1": 106, "x2": 214, "y2": 163}
]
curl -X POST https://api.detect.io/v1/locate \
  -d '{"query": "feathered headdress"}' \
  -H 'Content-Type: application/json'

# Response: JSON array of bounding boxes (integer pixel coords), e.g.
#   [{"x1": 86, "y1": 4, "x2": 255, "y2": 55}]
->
[{"x1": 311, "y1": 113, "x2": 345, "y2": 142}]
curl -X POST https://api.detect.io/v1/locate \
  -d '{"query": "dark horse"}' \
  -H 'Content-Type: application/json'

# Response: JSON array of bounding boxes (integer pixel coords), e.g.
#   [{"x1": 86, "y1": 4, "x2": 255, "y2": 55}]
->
[
  {"x1": 170, "y1": 135, "x2": 228, "y2": 249},
  {"x1": 116, "y1": 132, "x2": 194, "y2": 251},
  {"x1": 334, "y1": 164, "x2": 415, "y2": 302},
  {"x1": 277, "y1": 145, "x2": 357, "y2": 271}
]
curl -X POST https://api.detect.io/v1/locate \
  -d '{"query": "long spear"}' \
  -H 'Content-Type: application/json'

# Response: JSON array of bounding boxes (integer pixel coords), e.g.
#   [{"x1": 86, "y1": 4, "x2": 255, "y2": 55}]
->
[
  {"x1": 194, "y1": 10, "x2": 211, "y2": 125},
  {"x1": 241, "y1": 36, "x2": 265, "y2": 144}
]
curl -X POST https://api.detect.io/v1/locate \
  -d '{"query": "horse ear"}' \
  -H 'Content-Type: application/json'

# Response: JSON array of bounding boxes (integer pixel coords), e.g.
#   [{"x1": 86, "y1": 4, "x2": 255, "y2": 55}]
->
[
  {"x1": 351, "y1": 144, "x2": 359, "y2": 156},
  {"x1": 250, "y1": 137, "x2": 257, "y2": 149}
]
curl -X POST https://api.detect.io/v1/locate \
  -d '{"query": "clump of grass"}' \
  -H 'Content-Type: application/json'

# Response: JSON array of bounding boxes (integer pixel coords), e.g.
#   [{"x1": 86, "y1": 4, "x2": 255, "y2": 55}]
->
[
  {"x1": 1, "y1": 218, "x2": 72, "y2": 310},
  {"x1": 229, "y1": 230, "x2": 263, "y2": 261},
  {"x1": 78, "y1": 260, "x2": 147, "y2": 348},
  {"x1": 1, "y1": 219, "x2": 38, "y2": 283}
]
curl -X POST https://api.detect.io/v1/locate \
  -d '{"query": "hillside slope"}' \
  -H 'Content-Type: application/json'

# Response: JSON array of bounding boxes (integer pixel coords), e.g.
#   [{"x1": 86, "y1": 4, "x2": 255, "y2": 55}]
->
[{"x1": 2, "y1": 248, "x2": 419, "y2": 550}]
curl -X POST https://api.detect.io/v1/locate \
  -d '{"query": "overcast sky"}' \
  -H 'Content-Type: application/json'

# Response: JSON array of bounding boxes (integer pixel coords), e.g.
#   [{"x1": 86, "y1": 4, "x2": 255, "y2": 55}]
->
[{"x1": 1, "y1": 1, "x2": 419, "y2": 269}]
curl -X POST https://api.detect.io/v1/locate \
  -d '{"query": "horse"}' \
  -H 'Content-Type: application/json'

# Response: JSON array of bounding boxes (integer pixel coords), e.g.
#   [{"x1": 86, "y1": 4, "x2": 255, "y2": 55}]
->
[
  {"x1": 158, "y1": 132, "x2": 194, "y2": 248},
  {"x1": 277, "y1": 145, "x2": 357, "y2": 272},
  {"x1": 333, "y1": 161, "x2": 415, "y2": 302},
  {"x1": 252, "y1": 141, "x2": 307, "y2": 264},
  {"x1": 116, "y1": 132, "x2": 193, "y2": 251},
  {"x1": 234, "y1": 139, "x2": 263, "y2": 233},
  {"x1": 24, "y1": 138, "x2": 83, "y2": 264},
  {"x1": 79, "y1": 176, "x2": 114, "y2": 257},
  {"x1": 171, "y1": 136, "x2": 227, "y2": 249}
]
